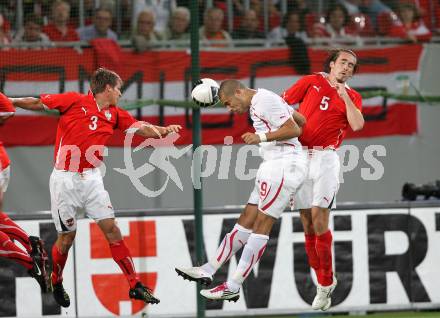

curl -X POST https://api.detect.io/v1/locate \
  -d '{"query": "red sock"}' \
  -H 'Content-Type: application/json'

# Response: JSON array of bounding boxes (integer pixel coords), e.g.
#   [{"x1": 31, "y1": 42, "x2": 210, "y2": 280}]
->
[
  {"x1": 0, "y1": 212, "x2": 32, "y2": 253},
  {"x1": 51, "y1": 244, "x2": 68, "y2": 284},
  {"x1": 316, "y1": 230, "x2": 333, "y2": 286},
  {"x1": 0, "y1": 230, "x2": 33, "y2": 269},
  {"x1": 109, "y1": 240, "x2": 139, "y2": 289},
  {"x1": 304, "y1": 233, "x2": 320, "y2": 270}
]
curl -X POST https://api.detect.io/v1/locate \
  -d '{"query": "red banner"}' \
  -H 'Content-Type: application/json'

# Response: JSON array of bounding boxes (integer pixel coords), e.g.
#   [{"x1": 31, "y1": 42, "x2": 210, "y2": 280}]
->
[{"x1": 0, "y1": 44, "x2": 421, "y2": 146}]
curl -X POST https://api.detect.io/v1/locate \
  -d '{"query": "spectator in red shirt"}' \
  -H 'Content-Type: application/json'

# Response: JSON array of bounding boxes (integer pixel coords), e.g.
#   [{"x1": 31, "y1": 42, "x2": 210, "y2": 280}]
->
[
  {"x1": 13, "y1": 13, "x2": 51, "y2": 44},
  {"x1": 389, "y1": 2, "x2": 432, "y2": 42},
  {"x1": 43, "y1": 0, "x2": 79, "y2": 42}
]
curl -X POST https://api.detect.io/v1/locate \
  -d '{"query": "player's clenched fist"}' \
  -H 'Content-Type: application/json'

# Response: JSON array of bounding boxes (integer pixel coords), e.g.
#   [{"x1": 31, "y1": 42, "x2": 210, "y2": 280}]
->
[
  {"x1": 335, "y1": 83, "x2": 349, "y2": 100},
  {"x1": 241, "y1": 132, "x2": 260, "y2": 144}
]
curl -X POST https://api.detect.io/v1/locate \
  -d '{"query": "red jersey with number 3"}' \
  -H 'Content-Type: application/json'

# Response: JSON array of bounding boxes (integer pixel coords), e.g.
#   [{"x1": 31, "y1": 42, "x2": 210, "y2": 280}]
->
[
  {"x1": 282, "y1": 73, "x2": 362, "y2": 149},
  {"x1": 40, "y1": 91, "x2": 138, "y2": 172}
]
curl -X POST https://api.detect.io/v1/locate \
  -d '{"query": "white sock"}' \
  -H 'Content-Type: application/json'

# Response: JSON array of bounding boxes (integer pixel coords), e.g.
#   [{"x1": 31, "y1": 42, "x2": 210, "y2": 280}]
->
[
  {"x1": 201, "y1": 223, "x2": 252, "y2": 276},
  {"x1": 227, "y1": 233, "x2": 269, "y2": 292}
]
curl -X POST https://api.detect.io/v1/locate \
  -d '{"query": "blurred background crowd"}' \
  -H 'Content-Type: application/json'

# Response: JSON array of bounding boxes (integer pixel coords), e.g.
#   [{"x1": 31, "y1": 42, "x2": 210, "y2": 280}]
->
[{"x1": 0, "y1": 0, "x2": 438, "y2": 50}]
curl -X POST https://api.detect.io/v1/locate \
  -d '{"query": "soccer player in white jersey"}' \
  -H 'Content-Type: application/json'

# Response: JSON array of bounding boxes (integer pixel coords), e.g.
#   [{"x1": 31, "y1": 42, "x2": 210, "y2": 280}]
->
[{"x1": 176, "y1": 79, "x2": 307, "y2": 301}]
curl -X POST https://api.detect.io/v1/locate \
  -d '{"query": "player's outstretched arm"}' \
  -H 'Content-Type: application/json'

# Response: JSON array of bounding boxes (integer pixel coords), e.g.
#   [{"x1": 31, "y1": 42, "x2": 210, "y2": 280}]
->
[
  {"x1": 135, "y1": 124, "x2": 182, "y2": 138},
  {"x1": 242, "y1": 117, "x2": 301, "y2": 144},
  {"x1": 9, "y1": 97, "x2": 45, "y2": 111}
]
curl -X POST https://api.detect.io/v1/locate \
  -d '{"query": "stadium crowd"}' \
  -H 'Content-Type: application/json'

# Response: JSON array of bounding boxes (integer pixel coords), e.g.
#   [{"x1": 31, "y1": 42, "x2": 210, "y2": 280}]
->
[{"x1": 0, "y1": 0, "x2": 437, "y2": 48}]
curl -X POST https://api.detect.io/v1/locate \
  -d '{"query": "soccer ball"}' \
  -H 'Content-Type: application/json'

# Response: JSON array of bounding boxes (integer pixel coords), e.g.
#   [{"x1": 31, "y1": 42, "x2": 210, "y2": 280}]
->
[{"x1": 191, "y1": 78, "x2": 220, "y2": 107}]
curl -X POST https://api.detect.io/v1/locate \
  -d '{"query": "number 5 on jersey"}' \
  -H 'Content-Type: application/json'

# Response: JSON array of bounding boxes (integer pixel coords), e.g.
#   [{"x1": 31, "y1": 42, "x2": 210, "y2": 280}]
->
[
  {"x1": 320, "y1": 96, "x2": 330, "y2": 110},
  {"x1": 89, "y1": 115, "x2": 98, "y2": 130}
]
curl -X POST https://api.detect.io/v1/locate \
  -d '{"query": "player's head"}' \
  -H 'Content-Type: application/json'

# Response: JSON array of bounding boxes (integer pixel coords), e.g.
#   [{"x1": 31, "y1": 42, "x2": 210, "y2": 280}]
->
[
  {"x1": 324, "y1": 48, "x2": 358, "y2": 83},
  {"x1": 0, "y1": 115, "x2": 11, "y2": 125},
  {"x1": 218, "y1": 79, "x2": 251, "y2": 114},
  {"x1": 90, "y1": 67, "x2": 122, "y2": 105}
]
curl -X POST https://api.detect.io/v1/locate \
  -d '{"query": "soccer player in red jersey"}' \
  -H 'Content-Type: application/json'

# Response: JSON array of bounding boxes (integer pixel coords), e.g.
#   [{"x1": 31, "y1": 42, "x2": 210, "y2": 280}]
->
[
  {"x1": 0, "y1": 93, "x2": 50, "y2": 292},
  {"x1": 282, "y1": 48, "x2": 364, "y2": 310},
  {"x1": 9, "y1": 68, "x2": 182, "y2": 307}
]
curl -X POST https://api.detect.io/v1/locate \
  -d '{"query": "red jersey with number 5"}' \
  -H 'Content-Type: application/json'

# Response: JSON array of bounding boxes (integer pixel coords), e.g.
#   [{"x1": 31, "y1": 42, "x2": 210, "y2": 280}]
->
[
  {"x1": 40, "y1": 91, "x2": 138, "y2": 172},
  {"x1": 282, "y1": 73, "x2": 362, "y2": 149}
]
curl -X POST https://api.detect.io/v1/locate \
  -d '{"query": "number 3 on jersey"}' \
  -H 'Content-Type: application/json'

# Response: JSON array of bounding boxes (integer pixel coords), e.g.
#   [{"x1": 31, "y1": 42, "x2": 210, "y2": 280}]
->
[
  {"x1": 89, "y1": 115, "x2": 98, "y2": 130},
  {"x1": 320, "y1": 96, "x2": 330, "y2": 110}
]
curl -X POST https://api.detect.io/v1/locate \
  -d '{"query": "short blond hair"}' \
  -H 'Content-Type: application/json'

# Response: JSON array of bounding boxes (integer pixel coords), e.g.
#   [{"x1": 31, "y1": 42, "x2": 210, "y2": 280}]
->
[{"x1": 219, "y1": 79, "x2": 245, "y2": 99}]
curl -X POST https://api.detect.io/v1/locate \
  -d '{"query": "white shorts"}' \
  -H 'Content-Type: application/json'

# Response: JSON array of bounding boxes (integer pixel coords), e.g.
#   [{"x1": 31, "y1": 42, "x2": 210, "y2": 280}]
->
[
  {"x1": 293, "y1": 150, "x2": 340, "y2": 210},
  {"x1": 0, "y1": 166, "x2": 10, "y2": 193},
  {"x1": 50, "y1": 168, "x2": 114, "y2": 233},
  {"x1": 251, "y1": 155, "x2": 307, "y2": 219}
]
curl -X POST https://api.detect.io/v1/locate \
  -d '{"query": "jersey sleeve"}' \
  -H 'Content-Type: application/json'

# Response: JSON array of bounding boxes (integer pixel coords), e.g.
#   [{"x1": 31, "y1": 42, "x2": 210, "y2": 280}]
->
[
  {"x1": 40, "y1": 92, "x2": 80, "y2": 113},
  {"x1": 257, "y1": 95, "x2": 293, "y2": 128},
  {"x1": 115, "y1": 107, "x2": 138, "y2": 132},
  {"x1": 353, "y1": 93, "x2": 362, "y2": 111},
  {"x1": 281, "y1": 75, "x2": 313, "y2": 105},
  {"x1": 353, "y1": 91, "x2": 362, "y2": 111}
]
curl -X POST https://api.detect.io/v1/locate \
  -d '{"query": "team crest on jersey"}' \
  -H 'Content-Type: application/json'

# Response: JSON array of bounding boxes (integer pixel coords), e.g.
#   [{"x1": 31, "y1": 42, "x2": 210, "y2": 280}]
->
[{"x1": 105, "y1": 110, "x2": 112, "y2": 121}]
